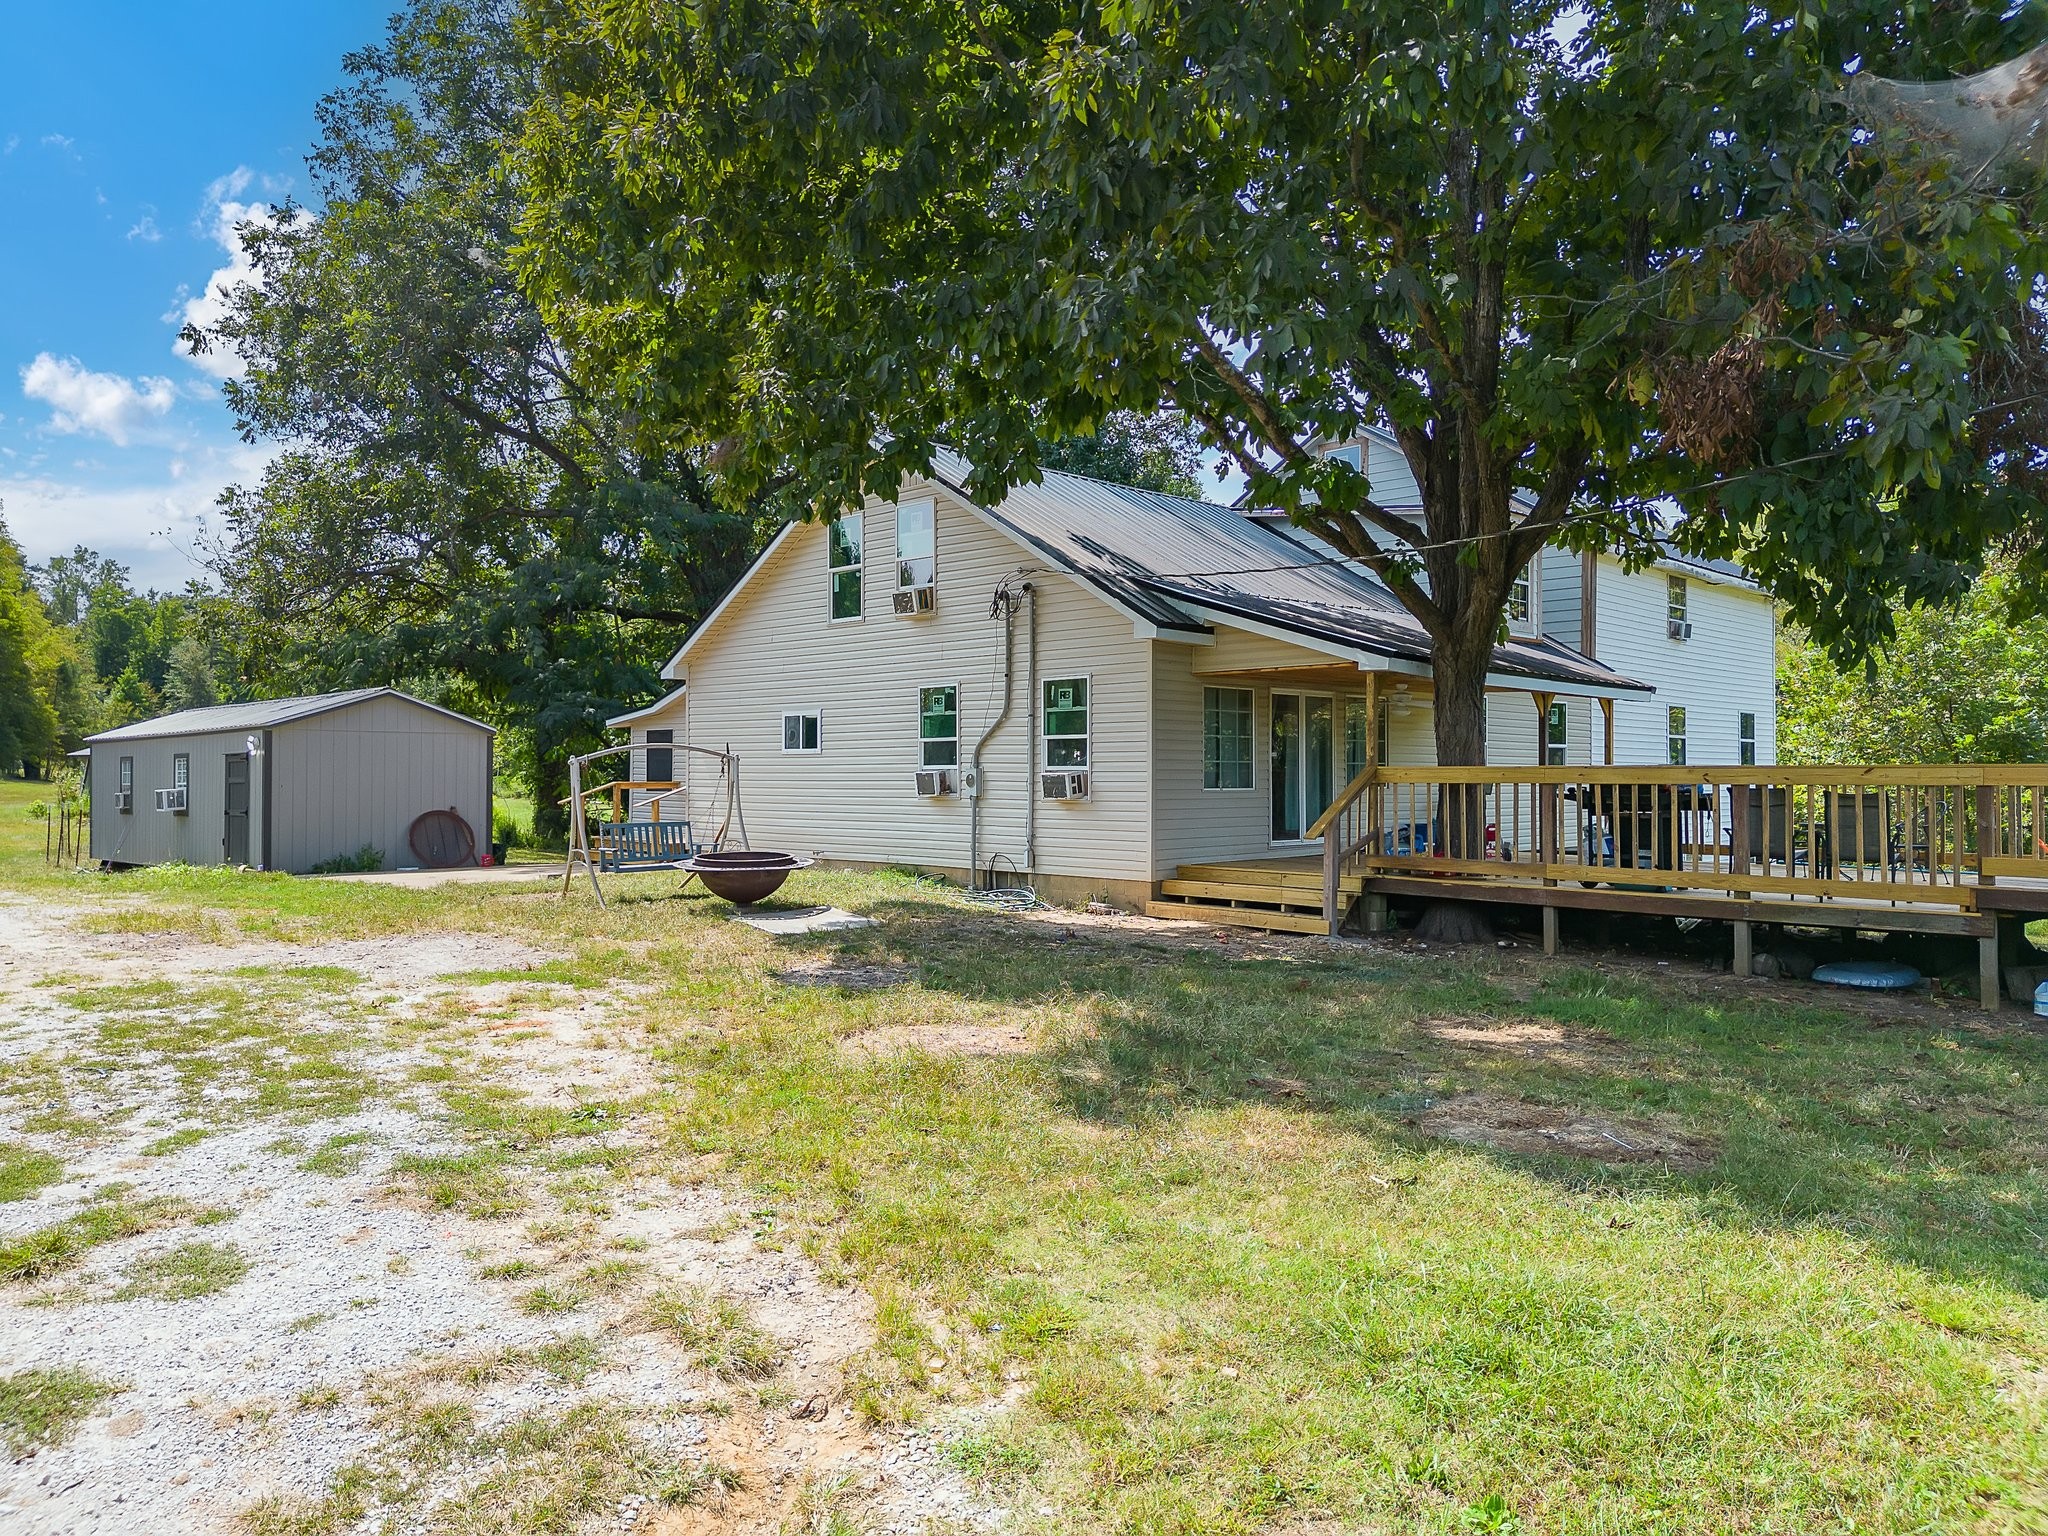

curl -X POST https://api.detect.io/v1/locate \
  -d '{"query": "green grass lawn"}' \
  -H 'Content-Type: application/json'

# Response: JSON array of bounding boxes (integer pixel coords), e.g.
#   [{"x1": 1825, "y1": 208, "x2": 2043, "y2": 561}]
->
[{"x1": 6, "y1": 773, "x2": 2048, "y2": 1533}]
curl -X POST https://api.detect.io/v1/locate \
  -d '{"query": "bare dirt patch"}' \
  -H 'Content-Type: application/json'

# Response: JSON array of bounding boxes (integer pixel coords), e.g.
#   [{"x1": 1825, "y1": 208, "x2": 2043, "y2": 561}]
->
[
  {"x1": 775, "y1": 961, "x2": 912, "y2": 991},
  {"x1": 1414, "y1": 1092, "x2": 1715, "y2": 1170},
  {"x1": 842, "y1": 1022, "x2": 1034, "y2": 1058},
  {"x1": 1418, "y1": 1015, "x2": 1624, "y2": 1067}
]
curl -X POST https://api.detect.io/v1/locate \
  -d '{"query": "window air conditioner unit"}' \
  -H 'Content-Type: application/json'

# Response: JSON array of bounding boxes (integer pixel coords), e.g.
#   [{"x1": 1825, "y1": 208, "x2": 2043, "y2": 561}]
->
[
  {"x1": 913, "y1": 768, "x2": 954, "y2": 797},
  {"x1": 113, "y1": 791, "x2": 132, "y2": 812},
  {"x1": 892, "y1": 585, "x2": 936, "y2": 615},
  {"x1": 1667, "y1": 620, "x2": 1692, "y2": 640},
  {"x1": 155, "y1": 787, "x2": 188, "y2": 813},
  {"x1": 1041, "y1": 770, "x2": 1089, "y2": 800}
]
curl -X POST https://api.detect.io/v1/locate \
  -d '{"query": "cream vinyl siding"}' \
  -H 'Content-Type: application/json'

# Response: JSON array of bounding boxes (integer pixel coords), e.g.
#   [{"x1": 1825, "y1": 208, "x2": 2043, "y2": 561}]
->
[
  {"x1": 269, "y1": 696, "x2": 491, "y2": 873},
  {"x1": 621, "y1": 697, "x2": 689, "y2": 820},
  {"x1": 673, "y1": 478, "x2": 1156, "y2": 883},
  {"x1": 1150, "y1": 645, "x2": 1274, "y2": 873},
  {"x1": 88, "y1": 728, "x2": 266, "y2": 869},
  {"x1": 1593, "y1": 556, "x2": 1777, "y2": 767}
]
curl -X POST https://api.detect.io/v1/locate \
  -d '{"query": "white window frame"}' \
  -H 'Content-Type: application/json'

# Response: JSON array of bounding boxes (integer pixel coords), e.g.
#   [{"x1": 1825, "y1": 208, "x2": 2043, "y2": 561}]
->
[
  {"x1": 781, "y1": 710, "x2": 823, "y2": 754},
  {"x1": 828, "y1": 513, "x2": 863, "y2": 622},
  {"x1": 1667, "y1": 706, "x2": 1687, "y2": 767},
  {"x1": 1042, "y1": 675, "x2": 1091, "y2": 772},
  {"x1": 118, "y1": 755, "x2": 134, "y2": 811},
  {"x1": 1667, "y1": 574, "x2": 1689, "y2": 627},
  {"x1": 1507, "y1": 565, "x2": 1533, "y2": 626},
  {"x1": 1545, "y1": 701, "x2": 1569, "y2": 766},
  {"x1": 918, "y1": 684, "x2": 959, "y2": 769},
  {"x1": 1738, "y1": 711, "x2": 1757, "y2": 767},
  {"x1": 895, "y1": 498, "x2": 936, "y2": 593},
  {"x1": 1202, "y1": 686, "x2": 1255, "y2": 791}
]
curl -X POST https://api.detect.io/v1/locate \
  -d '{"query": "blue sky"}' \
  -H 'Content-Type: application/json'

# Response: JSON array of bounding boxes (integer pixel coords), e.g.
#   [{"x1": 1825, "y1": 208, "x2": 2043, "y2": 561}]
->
[{"x1": 2, "y1": 1, "x2": 392, "y2": 591}]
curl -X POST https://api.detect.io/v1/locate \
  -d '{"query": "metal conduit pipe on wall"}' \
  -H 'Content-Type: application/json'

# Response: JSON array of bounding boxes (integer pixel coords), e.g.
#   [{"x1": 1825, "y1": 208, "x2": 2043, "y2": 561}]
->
[
  {"x1": 968, "y1": 582, "x2": 1019, "y2": 889},
  {"x1": 1022, "y1": 581, "x2": 1037, "y2": 875}
]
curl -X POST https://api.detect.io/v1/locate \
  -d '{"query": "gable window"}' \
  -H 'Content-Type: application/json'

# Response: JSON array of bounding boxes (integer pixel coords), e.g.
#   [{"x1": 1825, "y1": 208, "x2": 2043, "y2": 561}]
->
[
  {"x1": 828, "y1": 514, "x2": 863, "y2": 621},
  {"x1": 644, "y1": 728, "x2": 674, "y2": 783},
  {"x1": 1043, "y1": 678, "x2": 1090, "y2": 768},
  {"x1": 919, "y1": 686, "x2": 958, "y2": 767},
  {"x1": 1545, "y1": 702, "x2": 1569, "y2": 766},
  {"x1": 895, "y1": 499, "x2": 935, "y2": 592},
  {"x1": 1203, "y1": 687, "x2": 1254, "y2": 789},
  {"x1": 1666, "y1": 706, "x2": 1687, "y2": 766},
  {"x1": 1508, "y1": 565, "x2": 1532, "y2": 625},
  {"x1": 1738, "y1": 711, "x2": 1757, "y2": 767},
  {"x1": 1667, "y1": 574, "x2": 1689, "y2": 637},
  {"x1": 782, "y1": 711, "x2": 822, "y2": 753},
  {"x1": 118, "y1": 756, "x2": 134, "y2": 812}
]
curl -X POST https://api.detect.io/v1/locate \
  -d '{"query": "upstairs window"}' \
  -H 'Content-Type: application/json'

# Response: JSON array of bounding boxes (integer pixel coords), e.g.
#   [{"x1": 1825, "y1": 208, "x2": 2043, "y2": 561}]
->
[
  {"x1": 1667, "y1": 574, "x2": 1689, "y2": 636},
  {"x1": 1203, "y1": 687, "x2": 1254, "y2": 789},
  {"x1": 895, "y1": 499, "x2": 935, "y2": 592},
  {"x1": 1043, "y1": 678, "x2": 1090, "y2": 769},
  {"x1": 919, "y1": 686, "x2": 959, "y2": 768},
  {"x1": 828, "y1": 514, "x2": 863, "y2": 621},
  {"x1": 1545, "y1": 702, "x2": 1568, "y2": 766},
  {"x1": 782, "y1": 711, "x2": 822, "y2": 753},
  {"x1": 1508, "y1": 565, "x2": 1532, "y2": 625},
  {"x1": 1667, "y1": 706, "x2": 1687, "y2": 767},
  {"x1": 644, "y1": 728, "x2": 674, "y2": 783},
  {"x1": 1739, "y1": 712, "x2": 1757, "y2": 767}
]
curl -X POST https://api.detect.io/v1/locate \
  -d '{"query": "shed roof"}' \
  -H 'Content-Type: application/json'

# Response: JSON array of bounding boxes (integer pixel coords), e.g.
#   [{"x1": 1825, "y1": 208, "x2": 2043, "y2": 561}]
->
[{"x1": 86, "y1": 688, "x2": 494, "y2": 744}]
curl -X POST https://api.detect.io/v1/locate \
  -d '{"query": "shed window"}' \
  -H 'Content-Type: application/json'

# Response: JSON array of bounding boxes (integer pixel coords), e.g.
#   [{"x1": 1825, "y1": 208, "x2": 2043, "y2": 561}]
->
[
  {"x1": 1738, "y1": 712, "x2": 1757, "y2": 767},
  {"x1": 895, "y1": 499, "x2": 935, "y2": 591},
  {"x1": 644, "y1": 728, "x2": 674, "y2": 783},
  {"x1": 919, "y1": 686, "x2": 958, "y2": 768},
  {"x1": 118, "y1": 756, "x2": 133, "y2": 811},
  {"x1": 1203, "y1": 688, "x2": 1254, "y2": 789},
  {"x1": 782, "y1": 712, "x2": 822, "y2": 753},
  {"x1": 1666, "y1": 707, "x2": 1687, "y2": 767},
  {"x1": 1545, "y1": 702, "x2": 1569, "y2": 766},
  {"x1": 828, "y1": 514, "x2": 863, "y2": 621},
  {"x1": 170, "y1": 752, "x2": 190, "y2": 814},
  {"x1": 1043, "y1": 678, "x2": 1090, "y2": 769}
]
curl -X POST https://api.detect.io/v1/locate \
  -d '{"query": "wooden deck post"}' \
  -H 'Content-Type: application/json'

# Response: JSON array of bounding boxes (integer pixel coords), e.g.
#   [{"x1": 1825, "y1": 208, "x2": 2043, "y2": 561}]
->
[
  {"x1": 1599, "y1": 698, "x2": 1615, "y2": 764},
  {"x1": 1732, "y1": 919, "x2": 1752, "y2": 978},
  {"x1": 1322, "y1": 832, "x2": 1341, "y2": 938},
  {"x1": 1542, "y1": 904, "x2": 1559, "y2": 956},
  {"x1": 1980, "y1": 933, "x2": 2002, "y2": 1012},
  {"x1": 1362, "y1": 893, "x2": 1389, "y2": 934}
]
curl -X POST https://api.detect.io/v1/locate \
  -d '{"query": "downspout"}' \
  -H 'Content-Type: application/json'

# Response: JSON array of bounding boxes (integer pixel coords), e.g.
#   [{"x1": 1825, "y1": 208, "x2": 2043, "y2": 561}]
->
[
  {"x1": 1023, "y1": 582, "x2": 1038, "y2": 874},
  {"x1": 968, "y1": 584, "x2": 1018, "y2": 889}
]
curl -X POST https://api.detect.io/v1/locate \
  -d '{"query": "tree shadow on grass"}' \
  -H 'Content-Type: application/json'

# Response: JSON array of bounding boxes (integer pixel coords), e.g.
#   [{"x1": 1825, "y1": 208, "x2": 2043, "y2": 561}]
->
[{"x1": 831, "y1": 901, "x2": 2048, "y2": 1300}]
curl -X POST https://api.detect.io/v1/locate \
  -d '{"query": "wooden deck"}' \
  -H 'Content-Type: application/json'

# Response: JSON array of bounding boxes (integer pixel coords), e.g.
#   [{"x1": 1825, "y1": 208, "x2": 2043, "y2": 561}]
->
[{"x1": 1145, "y1": 762, "x2": 2048, "y2": 1009}]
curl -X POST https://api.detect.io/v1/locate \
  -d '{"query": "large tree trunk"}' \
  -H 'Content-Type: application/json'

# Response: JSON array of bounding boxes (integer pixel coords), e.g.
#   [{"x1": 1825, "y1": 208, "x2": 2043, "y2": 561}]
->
[{"x1": 1414, "y1": 611, "x2": 1497, "y2": 944}]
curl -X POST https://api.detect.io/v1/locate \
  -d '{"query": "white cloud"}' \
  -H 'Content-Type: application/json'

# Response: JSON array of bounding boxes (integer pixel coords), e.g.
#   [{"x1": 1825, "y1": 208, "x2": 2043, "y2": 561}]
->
[
  {"x1": 171, "y1": 166, "x2": 304, "y2": 381},
  {"x1": 3, "y1": 135, "x2": 18, "y2": 156},
  {"x1": 127, "y1": 212, "x2": 160, "y2": 243},
  {"x1": 20, "y1": 354, "x2": 179, "y2": 447},
  {"x1": 40, "y1": 133, "x2": 72, "y2": 150}
]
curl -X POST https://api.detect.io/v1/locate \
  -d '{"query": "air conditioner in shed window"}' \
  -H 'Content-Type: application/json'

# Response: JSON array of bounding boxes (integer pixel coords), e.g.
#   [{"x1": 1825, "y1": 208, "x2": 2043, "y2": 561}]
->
[
  {"x1": 1667, "y1": 620, "x2": 1693, "y2": 640},
  {"x1": 154, "y1": 787, "x2": 188, "y2": 813},
  {"x1": 913, "y1": 768, "x2": 954, "y2": 797},
  {"x1": 112, "y1": 791, "x2": 132, "y2": 813},
  {"x1": 892, "y1": 585, "x2": 936, "y2": 616},
  {"x1": 1040, "y1": 770, "x2": 1089, "y2": 801}
]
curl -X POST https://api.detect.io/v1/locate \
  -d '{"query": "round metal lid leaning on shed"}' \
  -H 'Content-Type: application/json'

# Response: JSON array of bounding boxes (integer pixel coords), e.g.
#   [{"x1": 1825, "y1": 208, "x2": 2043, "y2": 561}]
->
[{"x1": 408, "y1": 808, "x2": 477, "y2": 869}]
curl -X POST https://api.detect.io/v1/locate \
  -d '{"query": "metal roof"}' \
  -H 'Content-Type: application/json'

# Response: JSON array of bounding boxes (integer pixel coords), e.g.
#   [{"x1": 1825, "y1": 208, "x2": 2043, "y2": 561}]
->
[
  {"x1": 86, "y1": 688, "x2": 494, "y2": 743},
  {"x1": 927, "y1": 454, "x2": 1650, "y2": 696}
]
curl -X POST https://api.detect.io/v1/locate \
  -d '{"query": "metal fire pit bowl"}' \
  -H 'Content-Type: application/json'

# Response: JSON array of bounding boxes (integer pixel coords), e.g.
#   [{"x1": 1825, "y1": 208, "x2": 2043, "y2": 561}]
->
[{"x1": 686, "y1": 849, "x2": 812, "y2": 905}]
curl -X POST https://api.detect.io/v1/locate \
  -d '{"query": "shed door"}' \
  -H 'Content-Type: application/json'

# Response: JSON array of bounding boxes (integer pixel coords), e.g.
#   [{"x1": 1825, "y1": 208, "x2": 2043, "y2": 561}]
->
[{"x1": 224, "y1": 753, "x2": 250, "y2": 865}]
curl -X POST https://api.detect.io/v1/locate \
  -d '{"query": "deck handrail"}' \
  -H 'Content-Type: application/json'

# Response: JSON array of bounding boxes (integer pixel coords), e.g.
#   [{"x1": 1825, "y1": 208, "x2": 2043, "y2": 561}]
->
[{"x1": 1312, "y1": 760, "x2": 2048, "y2": 921}]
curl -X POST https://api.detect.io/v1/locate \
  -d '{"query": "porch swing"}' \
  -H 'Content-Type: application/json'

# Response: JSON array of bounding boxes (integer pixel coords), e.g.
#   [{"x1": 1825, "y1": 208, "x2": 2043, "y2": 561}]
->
[{"x1": 557, "y1": 741, "x2": 748, "y2": 908}]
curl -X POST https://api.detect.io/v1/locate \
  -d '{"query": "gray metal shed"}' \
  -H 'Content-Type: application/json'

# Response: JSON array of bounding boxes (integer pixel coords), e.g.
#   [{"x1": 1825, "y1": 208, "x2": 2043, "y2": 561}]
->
[{"x1": 85, "y1": 689, "x2": 494, "y2": 874}]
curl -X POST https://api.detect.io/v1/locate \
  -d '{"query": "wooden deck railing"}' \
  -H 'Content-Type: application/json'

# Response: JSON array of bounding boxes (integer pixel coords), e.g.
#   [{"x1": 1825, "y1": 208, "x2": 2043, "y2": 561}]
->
[{"x1": 1314, "y1": 763, "x2": 2048, "y2": 917}]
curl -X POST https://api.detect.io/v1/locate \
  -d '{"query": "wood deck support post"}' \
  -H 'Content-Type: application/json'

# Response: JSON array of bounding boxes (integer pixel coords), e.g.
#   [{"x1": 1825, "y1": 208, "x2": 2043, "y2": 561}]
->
[
  {"x1": 1732, "y1": 919, "x2": 1752, "y2": 979},
  {"x1": 1975, "y1": 784, "x2": 1998, "y2": 887},
  {"x1": 1599, "y1": 698, "x2": 1615, "y2": 765},
  {"x1": 1322, "y1": 833, "x2": 1342, "y2": 938},
  {"x1": 1542, "y1": 904, "x2": 1559, "y2": 956},
  {"x1": 1980, "y1": 932, "x2": 2002, "y2": 1012}
]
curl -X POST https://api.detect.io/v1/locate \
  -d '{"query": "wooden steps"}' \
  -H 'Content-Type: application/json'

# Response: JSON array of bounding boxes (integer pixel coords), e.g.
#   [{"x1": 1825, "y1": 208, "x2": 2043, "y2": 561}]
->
[{"x1": 1144, "y1": 858, "x2": 1364, "y2": 935}]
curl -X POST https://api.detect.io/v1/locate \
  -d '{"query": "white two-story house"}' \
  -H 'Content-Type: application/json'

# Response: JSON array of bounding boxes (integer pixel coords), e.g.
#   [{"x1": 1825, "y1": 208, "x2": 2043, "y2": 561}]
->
[{"x1": 607, "y1": 438, "x2": 1777, "y2": 912}]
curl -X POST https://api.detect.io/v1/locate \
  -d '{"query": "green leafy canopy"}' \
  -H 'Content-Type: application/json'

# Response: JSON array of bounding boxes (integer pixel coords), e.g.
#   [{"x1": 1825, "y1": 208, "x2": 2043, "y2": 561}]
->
[{"x1": 513, "y1": 0, "x2": 2048, "y2": 763}]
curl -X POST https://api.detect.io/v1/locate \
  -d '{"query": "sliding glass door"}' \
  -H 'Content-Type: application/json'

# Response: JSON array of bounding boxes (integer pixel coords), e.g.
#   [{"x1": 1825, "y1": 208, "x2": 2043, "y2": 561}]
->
[{"x1": 1271, "y1": 693, "x2": 1335, "y2": 841}]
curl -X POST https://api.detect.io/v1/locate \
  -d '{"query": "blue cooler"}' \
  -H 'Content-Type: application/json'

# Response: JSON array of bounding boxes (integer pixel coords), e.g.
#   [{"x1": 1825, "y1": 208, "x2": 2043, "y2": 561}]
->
[{"x1": 2035, "y1": 979, "x2": 2048, "y2": 1020}]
